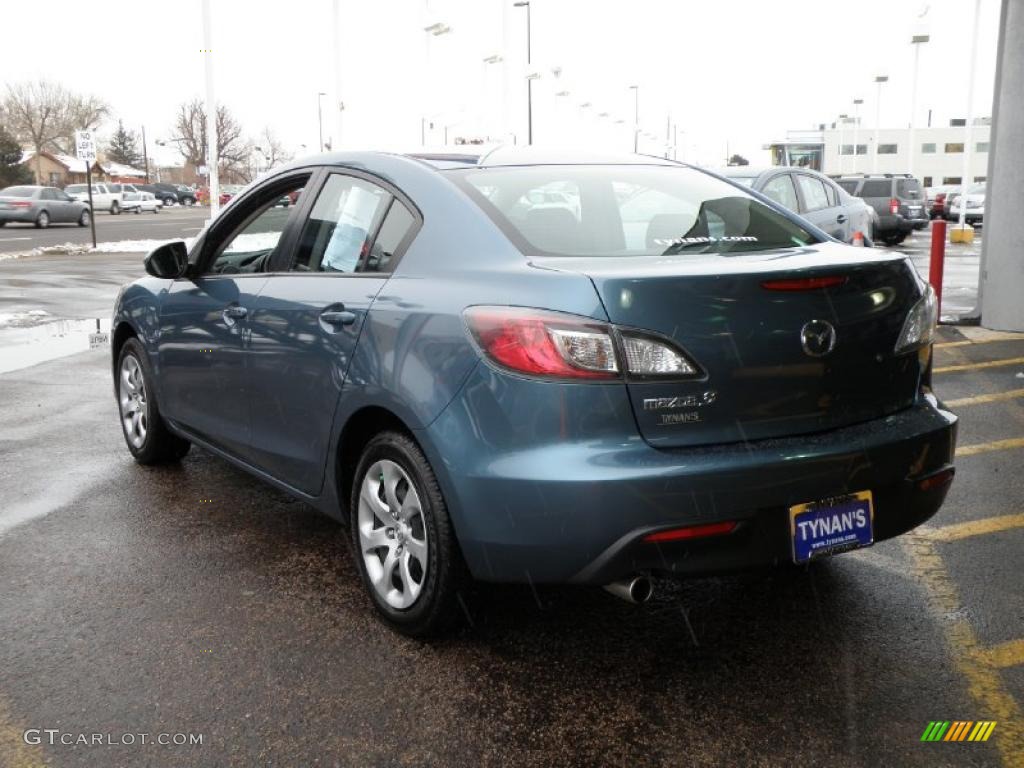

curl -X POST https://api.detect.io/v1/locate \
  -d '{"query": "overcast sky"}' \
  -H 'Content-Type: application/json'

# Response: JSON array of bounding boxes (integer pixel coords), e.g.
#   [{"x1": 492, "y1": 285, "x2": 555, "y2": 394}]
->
[{"x1": 1, "y1": 0, "x2": 1003, "y2": 168}]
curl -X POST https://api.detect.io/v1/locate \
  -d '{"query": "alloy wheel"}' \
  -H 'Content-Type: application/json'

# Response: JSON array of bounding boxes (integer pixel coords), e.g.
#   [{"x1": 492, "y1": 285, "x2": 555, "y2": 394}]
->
[
  {"x1": 119, "y1": 354, "x2": 148, "y2": 449},
  {"x1": 357, "y1": 459, "x2": 429, "y2": 610}
]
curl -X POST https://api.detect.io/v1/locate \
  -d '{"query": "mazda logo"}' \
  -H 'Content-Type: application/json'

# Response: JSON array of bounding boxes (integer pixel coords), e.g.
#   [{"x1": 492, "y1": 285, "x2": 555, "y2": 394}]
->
[{"x1": 800, "y1": 319, "x2": 837, "y2": 357}]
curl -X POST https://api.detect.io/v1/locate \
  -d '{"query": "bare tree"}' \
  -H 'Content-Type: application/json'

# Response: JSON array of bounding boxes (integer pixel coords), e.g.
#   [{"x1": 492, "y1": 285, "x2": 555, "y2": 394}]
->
[
  {"x1": 256, "y1": 128, "x2": 292, "y2": 169},
  {"x1": 1, "y1": 80, "x2": 108, "y2": 183},
  {"x1": 173, "y1": 98, "x2": 249, "y2": 181}
]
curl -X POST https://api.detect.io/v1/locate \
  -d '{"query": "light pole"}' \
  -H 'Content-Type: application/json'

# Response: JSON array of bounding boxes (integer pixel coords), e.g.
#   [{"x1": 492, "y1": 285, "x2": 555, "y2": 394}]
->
[
  {"x1": 908, "y1": 35, "x2": 930, "y2": 177},
  {"x1": 317, "y1": 92, "x2": 326, "y2": 152},
  {"x1": 422, "y1": 21, "x2": 453, "y2": 146},
  {"x1": 872, "y1": 75, "x2": 888, "y2": 173},
  {"x1": 852, "y1": 98, "x2": 863, "y2": 173},
  {"x1": 956, "y1": 0, "x2": 983, "y2": 235},
  {"x1": 513, "y1": 2, "x2": 532, "y2": 144},
  {"x1": 629, "y1": 85, "x2": 639, "y2": 153},
  {"x1": 201, "y1": 0, "x2": 219, "y2": 216}
]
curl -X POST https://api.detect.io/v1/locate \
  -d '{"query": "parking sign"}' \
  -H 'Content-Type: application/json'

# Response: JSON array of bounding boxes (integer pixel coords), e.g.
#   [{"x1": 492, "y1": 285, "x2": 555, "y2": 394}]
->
[{"x1": 75, "y1": 130, "x2": 97, "y2": 162}]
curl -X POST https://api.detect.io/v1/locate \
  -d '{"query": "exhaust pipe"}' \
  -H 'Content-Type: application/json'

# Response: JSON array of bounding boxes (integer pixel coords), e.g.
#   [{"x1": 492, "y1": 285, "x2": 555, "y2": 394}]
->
[{"x1": 603, "y1": 575, "x2": 653, "y2": 604}]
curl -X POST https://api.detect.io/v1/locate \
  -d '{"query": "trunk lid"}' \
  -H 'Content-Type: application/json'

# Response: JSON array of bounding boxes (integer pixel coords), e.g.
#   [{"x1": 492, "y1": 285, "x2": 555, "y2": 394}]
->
[{"x1": 537, "y1": 243, "x2": 925, "y2": 448}]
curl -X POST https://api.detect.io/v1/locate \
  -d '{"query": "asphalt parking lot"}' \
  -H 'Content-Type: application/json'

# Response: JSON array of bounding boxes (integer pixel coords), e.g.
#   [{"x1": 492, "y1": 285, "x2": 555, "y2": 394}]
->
[{"x1": 0, "y1": 235, "x2": 1021, "y2": 767}]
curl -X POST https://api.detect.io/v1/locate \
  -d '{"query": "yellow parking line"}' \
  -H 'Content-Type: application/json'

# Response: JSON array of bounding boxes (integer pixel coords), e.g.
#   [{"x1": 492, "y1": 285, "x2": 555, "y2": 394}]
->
[
  {"x1": 980, "y1": 639, "x2": 1024, "y2": 670},
  {"x1": 958, "y1": 438, "x2": 1024, "y2": 457},
  {"x1": 946, "y1": 389, "x2": 1024, "y2": 408},
  {"x1": 903, "y1": 534, "x2": 1024, "y2": 767},
  {"x1": 0, "y1": 698, "x2": 47, "y2": 768},
  {"x1": 934, "y1": 356, "x2": 1024, "y2": 374},
  {"x1": 920, "y1": 513, "x2": 1024, "y2": 542}
]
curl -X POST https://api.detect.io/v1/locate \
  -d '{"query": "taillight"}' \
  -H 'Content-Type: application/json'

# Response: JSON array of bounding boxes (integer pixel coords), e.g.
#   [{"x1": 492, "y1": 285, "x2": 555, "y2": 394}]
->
[
  {"x1": 643, "y1": 520, "x2": 738, "y2": 543},
  {"x1": 464, "y1": 306, "x2": 618, "y2": 379},
  {"x1": 463, "y1": 306, "x2": 702, "y2": 380},
  {"x1": 761, "y1": 275, "x2": 848, "y2": 291},
  {"x1": 890, "y1": 198, "x2": 900, "y2": 215},
  {"x1": 11, "y1": 201, "x2": 31, "y2": 208}
]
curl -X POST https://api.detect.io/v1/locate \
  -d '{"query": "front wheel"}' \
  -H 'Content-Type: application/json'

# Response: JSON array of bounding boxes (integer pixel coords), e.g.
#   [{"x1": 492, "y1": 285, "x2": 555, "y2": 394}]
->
[
  {"x1": 78, "y1": 209, "x2": 91, "y2": 227},
  {"x1": 184, "y1": 197, "x2": 194, "y2": 207},
  {"x1": 350, "y1": 431, "x2": 468, "y2": 637},
  {"x1": 116, "y1": 338, "x2": 190, "y2": 464},
  {"x1": 111, "y1": 201, "x2": 121, "y2": 215}
]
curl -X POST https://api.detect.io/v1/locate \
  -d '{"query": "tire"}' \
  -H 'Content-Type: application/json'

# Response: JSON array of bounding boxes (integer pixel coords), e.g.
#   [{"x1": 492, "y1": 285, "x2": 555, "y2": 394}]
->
[
  {"x1": 35, "y1": 210, "x2": 49, "y2": 229},
  {"x1": 350, "y1": 431, "x2": 468, "y2": 637},
  {"x1": 153, "y1": 205, "x2": 161, "y2": 214},
  {"x1": 116, "y1": 338, "x2": 190, "y2": 464},
  {"x1": 111, "y1": 201, "x2": 121, "y2": 215},
  {"x1": 134, "y1": 206, "x2": 141, "y2": 215},
  {"x1": 184, "y1": 197, "x2": 195, "y2": 207},
  {"x1": 78, "y1": 209, "x2": 91, "y2": 227},
  {"x1": 881, "y1": 233, "x2": 906, "y2": 247}
]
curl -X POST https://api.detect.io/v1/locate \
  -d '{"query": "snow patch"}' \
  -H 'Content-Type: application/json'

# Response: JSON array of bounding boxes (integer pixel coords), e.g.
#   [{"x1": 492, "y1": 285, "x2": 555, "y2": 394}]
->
[{"x1": 0, "y1": 310, "x2": 51, "y2": 329}]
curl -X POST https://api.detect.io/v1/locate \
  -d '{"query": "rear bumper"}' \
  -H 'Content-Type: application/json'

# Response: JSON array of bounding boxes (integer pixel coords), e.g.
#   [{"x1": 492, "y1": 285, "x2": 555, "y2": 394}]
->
[
  {"x1": 424, "y1": 374, "x2": 958, "y2": 584},
  {"x1": 0, "y1": 210, "x2": 35, "y2": 224}
]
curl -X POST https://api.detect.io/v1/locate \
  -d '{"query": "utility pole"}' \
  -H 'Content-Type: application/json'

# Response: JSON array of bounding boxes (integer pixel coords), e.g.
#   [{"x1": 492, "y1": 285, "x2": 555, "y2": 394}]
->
[
  {"x1": 201, "y1": 0, "x2": 219, "y2": 216},
  {"x1": 872, "y1": 75, "x2": 888, "y2": 173},
  {"x1": 630, "y1": 85, "x2": 639, "y2": 153},
  {"x1": 908, "y1": 35, "x2": 930, "y2": 176},
  {"x1": 514, "y1": 2, "x2": 533, "y2": 144},
  {"x1": 141, "y1": 125, "x2": 150, "y2": 183}
]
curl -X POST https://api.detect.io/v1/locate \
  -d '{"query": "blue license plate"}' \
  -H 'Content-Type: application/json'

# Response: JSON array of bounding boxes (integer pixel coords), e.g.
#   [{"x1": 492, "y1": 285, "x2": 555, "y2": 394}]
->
[{"x1": 790, "y1": 491, "x2": 873, "y2": 563}]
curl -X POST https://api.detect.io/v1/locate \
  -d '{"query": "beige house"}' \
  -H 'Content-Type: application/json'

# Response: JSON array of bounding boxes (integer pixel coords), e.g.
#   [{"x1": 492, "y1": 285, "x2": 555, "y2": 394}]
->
[{"x1": 19, "y1": 151, "x2": 105, "y2": 187}]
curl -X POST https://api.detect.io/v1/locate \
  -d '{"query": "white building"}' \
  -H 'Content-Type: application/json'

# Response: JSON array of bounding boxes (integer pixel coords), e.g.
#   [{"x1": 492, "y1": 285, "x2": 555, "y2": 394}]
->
[{"x1": 767, "y1": 118, "x2": 991, "y2": 188}]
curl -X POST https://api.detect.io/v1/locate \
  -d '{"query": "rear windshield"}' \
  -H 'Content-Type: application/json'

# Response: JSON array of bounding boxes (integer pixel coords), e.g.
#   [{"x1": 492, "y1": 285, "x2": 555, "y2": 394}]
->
[
  {"x1": 451, "y1": 165, "x2": 818, "y2": 257},
  {"x1": 897, "y1": 179, "x2": 923, "y2": 199},
  {"x1": 1, "y1": 186, "x2": 35, "y2": 197}
]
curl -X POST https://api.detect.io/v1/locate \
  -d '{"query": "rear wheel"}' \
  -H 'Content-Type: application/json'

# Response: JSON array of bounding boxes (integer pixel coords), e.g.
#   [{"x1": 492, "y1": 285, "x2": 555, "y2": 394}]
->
[
  {"x1": 350, "y1": 431, "x2": 468, "y2": 637},
  {"x1": 35, "y1": 210, "x2": 49, "y2": 229},
  {"x1": 116, "y1": 338, "x2": 190, "y2": 464},
  {"x1": 184, "y1": 197, "x2": 194, "y2": 207},
  {"x1": 882, "y1": 233, "x2": 907, "y2": 247},
  {"x1": 111, "y1": 201, "x2": 121, "y2": 215},
  {"x1": 78, "y1": 209, "x2": 91, "y2": 227}
]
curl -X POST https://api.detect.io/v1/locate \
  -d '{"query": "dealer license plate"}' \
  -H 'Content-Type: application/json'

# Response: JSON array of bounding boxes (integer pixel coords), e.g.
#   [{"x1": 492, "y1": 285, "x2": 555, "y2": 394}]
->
[{"x1": 790, "y1": 490, "x2": 873, "y2": 563}]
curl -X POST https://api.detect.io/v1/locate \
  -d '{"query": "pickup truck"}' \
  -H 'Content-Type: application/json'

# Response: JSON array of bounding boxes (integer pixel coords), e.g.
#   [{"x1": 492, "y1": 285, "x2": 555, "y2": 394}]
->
[{"x1": 64, "y1": 182, "x2": 123, "y2": 214}]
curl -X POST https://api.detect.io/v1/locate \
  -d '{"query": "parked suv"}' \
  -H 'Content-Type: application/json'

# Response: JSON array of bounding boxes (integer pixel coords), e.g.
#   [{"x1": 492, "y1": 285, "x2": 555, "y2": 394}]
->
[
  {"x1": 64, "y1": 182, "x2": 122, "y2": 214},
  {"x1": 139, "y1": 183, "x2": 178, "y2": 206},
  {"x1": 173, "y1": 185, "x2": 198, "y2": 206},
  {"x1": 835, "y1": 174, "x2": 928, "y2": 246}
]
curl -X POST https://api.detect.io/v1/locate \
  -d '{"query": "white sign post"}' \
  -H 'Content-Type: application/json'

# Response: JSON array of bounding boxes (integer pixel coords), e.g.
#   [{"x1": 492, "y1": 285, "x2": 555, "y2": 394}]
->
[{"x1": 74, "y1": 130, "x2": 98, "y2": 247}]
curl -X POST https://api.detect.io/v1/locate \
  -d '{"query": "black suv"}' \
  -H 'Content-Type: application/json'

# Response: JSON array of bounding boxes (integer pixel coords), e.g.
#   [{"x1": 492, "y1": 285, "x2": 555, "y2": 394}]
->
[
  {"x1": 138, "y1": 184, "x2": 178, "y2": 206},
  {"x1": 172, "y1": 184, "x2": 197, "y2": 206},
  {"x1": 835, "y1": 174, "x2": 928, "y2": 246}
]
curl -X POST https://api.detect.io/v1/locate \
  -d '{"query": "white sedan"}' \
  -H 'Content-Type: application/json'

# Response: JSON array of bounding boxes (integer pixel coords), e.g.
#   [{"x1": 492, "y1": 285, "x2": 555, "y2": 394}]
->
[{"x1": 121, "y1": 191, "x2": 162, "y2": 214}]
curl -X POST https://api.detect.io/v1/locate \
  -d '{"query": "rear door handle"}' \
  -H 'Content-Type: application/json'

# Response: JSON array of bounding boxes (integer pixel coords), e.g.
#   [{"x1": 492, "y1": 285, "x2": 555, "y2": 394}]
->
[
  {"x1": 836, "y1": 214, "x2": 847, "y2": 224},
  {"x1": 320, "y1": 309, "x2": 357, "y2": 326}
]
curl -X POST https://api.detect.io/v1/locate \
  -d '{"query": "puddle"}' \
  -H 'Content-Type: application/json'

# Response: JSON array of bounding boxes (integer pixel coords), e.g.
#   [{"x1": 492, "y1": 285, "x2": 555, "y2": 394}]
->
[{"x1": 0, "y1": 317, "x2": 111, "y2": 374}]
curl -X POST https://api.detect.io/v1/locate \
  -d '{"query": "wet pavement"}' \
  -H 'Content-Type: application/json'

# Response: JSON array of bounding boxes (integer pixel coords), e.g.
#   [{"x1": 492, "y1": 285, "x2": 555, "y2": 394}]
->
[{"x1": 1, "y1": 241, "x2": 1022, "y2": 768}]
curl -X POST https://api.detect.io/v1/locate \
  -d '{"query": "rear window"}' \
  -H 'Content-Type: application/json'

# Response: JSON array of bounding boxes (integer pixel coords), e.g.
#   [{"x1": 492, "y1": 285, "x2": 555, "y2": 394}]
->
[
  {"x1": 65, "y1": 185, "x2": 87, "y2": 194},
  {"x1": 836, "y1": 180, "x2": 859, "y2": 194},
  {"x1": 452, "y1": 165, "x2": 818, "y2": 257},
  {"x1": 1, "y1": 186, "x2": 35, "y2": 197},
  {"x1": 859, "y1": 180, "x2": 892, "y2": 197},
  {"x1": 896, "y1": 179, "x2": 922, "y2": 199}
]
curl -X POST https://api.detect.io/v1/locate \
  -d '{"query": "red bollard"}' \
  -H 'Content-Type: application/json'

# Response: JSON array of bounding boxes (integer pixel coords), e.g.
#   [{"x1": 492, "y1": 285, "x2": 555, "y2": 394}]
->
[{"x1": 929, "y1": 219, "x2": 947, "y2": 318}]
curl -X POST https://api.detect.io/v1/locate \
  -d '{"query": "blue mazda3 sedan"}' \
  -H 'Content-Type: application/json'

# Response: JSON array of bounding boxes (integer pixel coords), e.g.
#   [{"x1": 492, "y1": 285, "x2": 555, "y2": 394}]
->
[{"x1": 112, "y1": 148, "x2": 957, "y2": 635}]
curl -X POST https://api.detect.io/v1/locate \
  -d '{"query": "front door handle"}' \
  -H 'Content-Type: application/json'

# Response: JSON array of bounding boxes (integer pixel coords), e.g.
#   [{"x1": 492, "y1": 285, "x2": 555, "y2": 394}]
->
[
  {"x1": 223, "y1": 305, "x2": 248, "y2": 320},
  {"x1": 836, "y1": 214, "x2": 847, "y2": 224},
  {"x1": 320, "y1": 310, "x2": 357, "y2": 327}
]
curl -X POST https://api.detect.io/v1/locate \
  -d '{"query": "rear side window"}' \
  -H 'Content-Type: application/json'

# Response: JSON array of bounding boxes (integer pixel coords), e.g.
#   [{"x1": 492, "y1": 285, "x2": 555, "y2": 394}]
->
[
  {"x1": 364, "y1": 201, "x2": 415, "y2": 273},
  {"x1": 452, "y1": 165, "x2": 818, "y2": 256},
  {"x1": 896, "y1": 179, "x2": 922, "y2": 199},
  {"x1": 859, "y1": 180, "x2": 891, "y2": 197},
  {"x1": 836, "y1": 180, "x2": 859, "y2": 194},
  {"x1": 292, "y1": 174, "x2": 391, "y2": 272},
  {"x1": 795, "y1": 175, "x2": 829, "y2": 212}
]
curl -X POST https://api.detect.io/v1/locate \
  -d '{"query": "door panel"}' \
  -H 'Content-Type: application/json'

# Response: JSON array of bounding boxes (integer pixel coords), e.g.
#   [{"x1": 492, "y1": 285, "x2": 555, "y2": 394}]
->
[
  {"x1": 795, "y1": 174, "x2": 845, "y2": 240},
  {"x1": 158, "y1": 276, "x2": 268, "y2": 454}
]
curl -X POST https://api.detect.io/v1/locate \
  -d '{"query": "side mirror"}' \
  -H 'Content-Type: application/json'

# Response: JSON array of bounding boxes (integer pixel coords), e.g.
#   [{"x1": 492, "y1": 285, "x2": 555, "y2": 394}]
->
[{"x1": 144, "y1": 240, "x2": 189, "y2": 279}]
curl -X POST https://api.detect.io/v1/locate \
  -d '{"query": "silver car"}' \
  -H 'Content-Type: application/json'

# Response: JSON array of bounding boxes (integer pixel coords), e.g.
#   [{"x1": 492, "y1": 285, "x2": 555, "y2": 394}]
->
[
  {"x1": 717, "y1": 167, "x2": 875, "y2": 246},
  {"x1": 0, "y1": 185, "x2": 92, "y2": 229}
]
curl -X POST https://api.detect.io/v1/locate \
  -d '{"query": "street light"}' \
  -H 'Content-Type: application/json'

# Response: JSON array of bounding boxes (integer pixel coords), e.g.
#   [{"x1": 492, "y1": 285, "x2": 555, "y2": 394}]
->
[
  {"x1": 317, "y1": 92, "x2": 327, "y2": 152},
  {"x1": 513, "y1": 1, "x2": 533, "y2": 145},
  {"x1": 872, "y1": 75, "x2": 888, "y2": 173},
  {"x1": 422, "y1": 21, "x2": 453, "y2": 145},
  {"x1": 629, "y1": 85, "x2": 639, "y2": 152},
  {"x1": 852, "y1": 98, "x2": 864, "y2": 173},
  {"x1": 908, "y1": 34, "x2": 930, "y2": 176},
  {"x1": 837, "y1": 113, "x2": 848, "y2": 174}
]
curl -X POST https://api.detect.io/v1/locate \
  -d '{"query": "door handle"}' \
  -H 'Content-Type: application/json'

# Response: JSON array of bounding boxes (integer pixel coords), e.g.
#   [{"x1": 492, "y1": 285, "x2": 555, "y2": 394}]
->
[
  {"x1": 223, "y1": 305, "x2": 248, "y2": 320},
  {"x1": 320, "y1": 310, "x2": 357, "y2": 326},
  {"x1": 836, "y1": 214, "x2": 847, "y2": 224}
]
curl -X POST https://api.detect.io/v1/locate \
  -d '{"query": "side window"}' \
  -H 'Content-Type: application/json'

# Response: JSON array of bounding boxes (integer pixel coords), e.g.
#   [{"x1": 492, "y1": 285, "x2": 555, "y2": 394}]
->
[
  {"x1": 824, "y1": 181, "x2": 838, "y2": 207},
  {"x1": 292, "y1": 174, "x2": 390, "y2": 272},
  {"x1": 795, "y1": 175, "x2": 829, "y2": 212},
  {"x1": 364, "y1": 201, "x2": 416, "y2": 273},
  {"x1": 207, "y1": 179, "x2": 308, "y2": 275},
  {"x1": 760, "y1": 174, "x2": 799, "y2": 212},
  {"x1": 41, "y1": 188, "x2": 56, "y2": 200}
]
